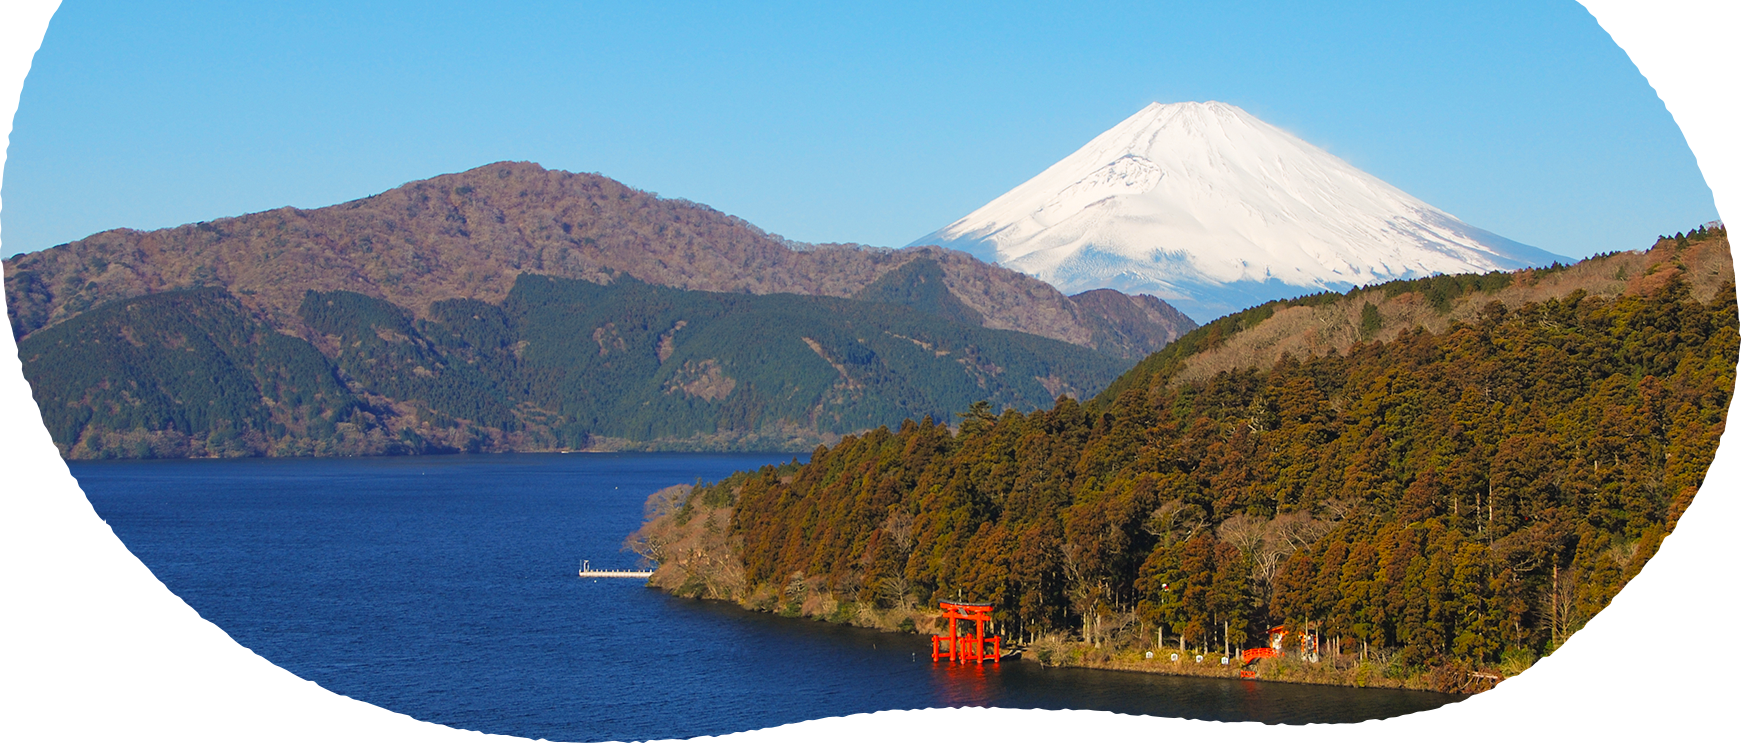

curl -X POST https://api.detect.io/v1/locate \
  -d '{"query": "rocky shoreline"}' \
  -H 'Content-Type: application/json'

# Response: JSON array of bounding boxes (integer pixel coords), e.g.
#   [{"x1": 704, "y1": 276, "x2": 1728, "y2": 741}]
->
[
  {"x1": 629, "y1": 479, "x2": 1544, "y2": 697},
  {"x1": 1014, "y1": 636, "x2": 1508, "y2": 694}
]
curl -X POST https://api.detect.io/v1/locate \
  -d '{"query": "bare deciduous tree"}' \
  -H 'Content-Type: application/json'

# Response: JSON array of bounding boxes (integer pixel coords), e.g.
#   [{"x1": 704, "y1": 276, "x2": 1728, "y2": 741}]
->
[
  {"x1": 643, "y1": 483, "x2": 691, "y2": 521},
  {"x1": 1060, "y1": 541, "x2": 1110, "y2": 645},
  {"x1": 625, "y1": 485, "x2": 692, "y2": 564},
  {"x1": 1319, "y1": 497, "x2": 1358, "y2": 522},
  {"x1": 1542, "y1": 563, "x2": 1581, "y2": 649},
  {"x1": 1144, "y1": 499, "x2": 1207, "y2": 547},
  {"x1": 1100, "y1": 609, "x2": 1141, "y2": 647},
  {"x1": 883, "y1": 509, "x2": 915, "y2": 553},
  {"x1": 1270, "y1": 510, "x2": 1332, "y2": 551},
  {"x1": 877, "y1": 575, "x2": 914, "y2": 610},
  {"x1": 1217, "y1": 513, "x2": 1267, "y2": 558}
]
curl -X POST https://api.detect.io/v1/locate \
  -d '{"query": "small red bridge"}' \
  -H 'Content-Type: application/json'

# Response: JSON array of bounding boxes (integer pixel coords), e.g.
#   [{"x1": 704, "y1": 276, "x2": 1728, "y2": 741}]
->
[
  {"x1": 1235, "y1": 626, "x2": 1283, "y2": 677},
  {"x1": 1241, "y1": 647, "x2": 1279, "y2": 664}
]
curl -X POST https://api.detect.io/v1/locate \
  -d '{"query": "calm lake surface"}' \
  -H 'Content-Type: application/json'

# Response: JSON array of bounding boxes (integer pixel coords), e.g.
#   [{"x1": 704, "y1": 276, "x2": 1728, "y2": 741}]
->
[{"x1": 73, "y1": 453, "x2": 1458, "y2": 741}]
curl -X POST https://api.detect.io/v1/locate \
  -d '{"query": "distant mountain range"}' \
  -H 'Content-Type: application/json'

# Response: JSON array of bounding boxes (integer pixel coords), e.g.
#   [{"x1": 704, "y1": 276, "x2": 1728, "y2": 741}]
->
[
  {"x1": 5, "y1": 164, "x2": 1196, "y2": 457},
  {"x1": 912, "y1": 101, "x2": 1567, "y2": 321},
  {"x1": 5, "y1": 162, "x2": 1193, "y2": 358}
]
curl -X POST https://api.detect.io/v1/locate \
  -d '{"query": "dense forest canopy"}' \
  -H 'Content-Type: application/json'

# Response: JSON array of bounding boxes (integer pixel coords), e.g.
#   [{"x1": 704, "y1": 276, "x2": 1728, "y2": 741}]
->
[
  {"x1": 645, "y1": 227, "x2": 1736, "y2": 684},
  {"x1": 18, "y1": 272, "x2": 1132, "y2": 458}
]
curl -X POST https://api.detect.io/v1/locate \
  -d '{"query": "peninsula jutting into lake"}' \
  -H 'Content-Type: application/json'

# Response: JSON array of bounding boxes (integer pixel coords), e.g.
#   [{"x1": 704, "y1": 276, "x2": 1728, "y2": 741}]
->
[{"x1": 632, "y1": 227, "x2": 1735, "y2": 694}]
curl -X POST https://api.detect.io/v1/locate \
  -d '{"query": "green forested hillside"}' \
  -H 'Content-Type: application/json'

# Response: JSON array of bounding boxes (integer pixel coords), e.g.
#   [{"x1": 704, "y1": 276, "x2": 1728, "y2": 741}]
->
[
  {"x1": 852, "y1": 258, "x2": 986, "y2": 327},
  {"x1": 301, "y1": 289, "x2": 523, "y2": 434},
  {"x1": 20, "y1": 273, "x2": 1131, "y2": 457},
  {"x1": 636, "y1": 228, "x2": 1737, "y2": 689},
  {"x1": 502, "y1": 275, "x2": 1125, "y2": 441},
  {"x1": 19, "y1": 288, "x2": 369, "y2": 458}
]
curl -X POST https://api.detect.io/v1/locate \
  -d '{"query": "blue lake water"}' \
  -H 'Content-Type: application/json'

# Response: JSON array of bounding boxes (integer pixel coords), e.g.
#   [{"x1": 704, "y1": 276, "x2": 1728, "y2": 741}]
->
[{"x1": 72, "y1": 452, "x2": 1458, "y2": 741}]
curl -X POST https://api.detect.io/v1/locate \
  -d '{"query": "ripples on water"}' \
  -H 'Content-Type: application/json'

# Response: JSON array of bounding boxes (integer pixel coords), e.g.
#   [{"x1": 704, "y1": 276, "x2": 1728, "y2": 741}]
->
[{"x1": 73, "y1": 453, "x2": 1458, "y2": 741}]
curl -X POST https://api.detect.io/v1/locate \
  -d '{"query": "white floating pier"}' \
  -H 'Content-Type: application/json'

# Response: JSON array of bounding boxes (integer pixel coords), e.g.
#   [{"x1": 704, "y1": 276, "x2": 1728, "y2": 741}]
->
[{"x1": 578, "y1": 559, "x2": 654, "y2": 578}]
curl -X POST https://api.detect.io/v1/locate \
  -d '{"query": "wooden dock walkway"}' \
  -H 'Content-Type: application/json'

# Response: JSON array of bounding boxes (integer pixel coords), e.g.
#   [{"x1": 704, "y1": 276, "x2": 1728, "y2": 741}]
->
[{"x1": 578, "y1": 560, "x2": 654, "y2": 579}]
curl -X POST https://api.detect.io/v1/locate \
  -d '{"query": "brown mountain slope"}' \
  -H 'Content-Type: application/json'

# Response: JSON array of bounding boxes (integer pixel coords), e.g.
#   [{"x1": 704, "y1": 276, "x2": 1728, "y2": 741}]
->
[
  {"x1": 3, "y1": 162, "x2": 1194, "y2": 356},
  {"x1": 1157, "y1": 230, "x2": 1733, "y2": 388},
  {"x1": 1068, "y1": 288, "x2": 1199, "y2": 360}
]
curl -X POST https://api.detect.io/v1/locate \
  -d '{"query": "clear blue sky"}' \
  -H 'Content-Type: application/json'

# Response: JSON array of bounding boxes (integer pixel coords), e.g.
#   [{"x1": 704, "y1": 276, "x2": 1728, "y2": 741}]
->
[{"x1": 0, "y1": 0, "x2": 1717, "y2": 260}]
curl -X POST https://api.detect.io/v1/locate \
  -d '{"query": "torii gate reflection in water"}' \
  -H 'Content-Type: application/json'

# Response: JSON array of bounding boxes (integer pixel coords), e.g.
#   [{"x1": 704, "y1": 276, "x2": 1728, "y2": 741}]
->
[{"x1": 931, "y1": 601, "x2": 1001, "y2": 664}]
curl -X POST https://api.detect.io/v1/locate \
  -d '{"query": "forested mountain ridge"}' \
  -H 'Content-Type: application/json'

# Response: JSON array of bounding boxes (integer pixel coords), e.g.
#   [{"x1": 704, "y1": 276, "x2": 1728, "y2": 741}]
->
[
  {"x1": 4, "y1": 162, "x2": 1193, "y2": 358},
  {"x1": 1100, "y1": 225, "x2": 1733, "y2": 400},
  {"x1": 633, "y1": 226, "x2": 1736, "y2": 691},
  {"x1": 19, "y1": 274, "x2": 1131, "y2": 458}
]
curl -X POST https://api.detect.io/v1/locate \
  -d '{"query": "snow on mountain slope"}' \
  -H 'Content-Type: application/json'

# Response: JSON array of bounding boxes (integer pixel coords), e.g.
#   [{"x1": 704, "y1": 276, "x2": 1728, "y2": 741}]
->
[{"x1": 911, "y1": 102, "x2": 1566, "y2": 322}]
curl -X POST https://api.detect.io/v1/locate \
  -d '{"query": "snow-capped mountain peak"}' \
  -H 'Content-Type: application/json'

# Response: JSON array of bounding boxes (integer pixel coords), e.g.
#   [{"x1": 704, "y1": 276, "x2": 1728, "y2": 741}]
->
[{"x1": 911, "y1": 101, "x2": 1564, "y2": 322}]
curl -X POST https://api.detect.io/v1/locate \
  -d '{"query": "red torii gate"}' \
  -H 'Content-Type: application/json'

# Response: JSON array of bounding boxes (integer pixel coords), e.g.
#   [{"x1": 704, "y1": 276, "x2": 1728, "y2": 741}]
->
[{"x1": 931, "y1": 601, "x2": 1001, "y2": 664}]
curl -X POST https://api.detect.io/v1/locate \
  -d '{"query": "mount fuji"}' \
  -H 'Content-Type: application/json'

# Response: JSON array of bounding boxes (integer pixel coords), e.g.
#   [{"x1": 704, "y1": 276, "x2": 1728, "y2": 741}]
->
[{"x1": 910, "y1": 102, "x2": 1567, "y2": 322}]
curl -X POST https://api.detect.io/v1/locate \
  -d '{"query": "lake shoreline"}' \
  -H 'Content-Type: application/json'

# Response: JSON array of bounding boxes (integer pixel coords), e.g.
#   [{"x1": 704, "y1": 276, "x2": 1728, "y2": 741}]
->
[
  {"x1": 77, "y1": 452, "x2": 1467, "y2": 736},
  {"x1": 1013, "y1": 642, "x2": 1490, "y2": 695},
  {"x1": 635, "y1": 491, "x2": 1509, "y2": 698},
  {"x1": 638, "y1": 564, "x2": 1490, "y2": 697}
]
